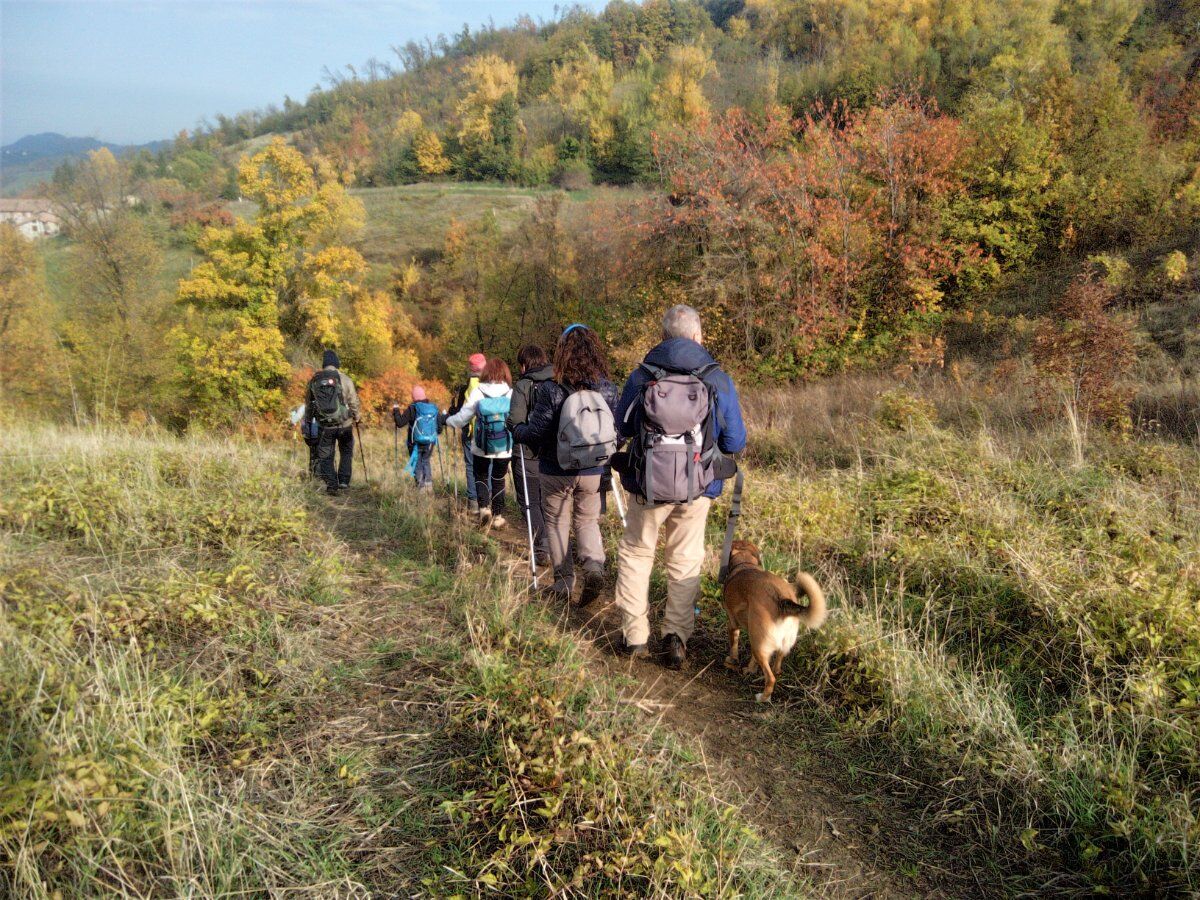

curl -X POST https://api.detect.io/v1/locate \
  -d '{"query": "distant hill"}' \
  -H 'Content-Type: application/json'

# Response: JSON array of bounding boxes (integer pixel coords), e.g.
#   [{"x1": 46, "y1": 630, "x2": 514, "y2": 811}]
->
[{"x1": 0, "y1": 132, "x2": 169, "y2": 196}]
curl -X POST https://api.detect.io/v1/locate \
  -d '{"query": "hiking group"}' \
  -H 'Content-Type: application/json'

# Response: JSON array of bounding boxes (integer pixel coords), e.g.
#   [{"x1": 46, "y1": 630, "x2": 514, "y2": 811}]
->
[{"x1": 300, "y1": 304, "x2": 746, "y2": 670}]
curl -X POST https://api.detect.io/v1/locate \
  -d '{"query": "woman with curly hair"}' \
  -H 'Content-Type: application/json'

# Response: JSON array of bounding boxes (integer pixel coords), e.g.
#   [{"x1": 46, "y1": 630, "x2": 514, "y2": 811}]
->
[{"x1": 513, "y1": 325, "x2": 618, "y2": 604}]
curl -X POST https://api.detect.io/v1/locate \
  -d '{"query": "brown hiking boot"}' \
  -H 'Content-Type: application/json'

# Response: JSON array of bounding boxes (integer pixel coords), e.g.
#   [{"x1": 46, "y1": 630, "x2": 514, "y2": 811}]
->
[{"x1": 661, "y1": 633, "x2": 686, "y2": 670}]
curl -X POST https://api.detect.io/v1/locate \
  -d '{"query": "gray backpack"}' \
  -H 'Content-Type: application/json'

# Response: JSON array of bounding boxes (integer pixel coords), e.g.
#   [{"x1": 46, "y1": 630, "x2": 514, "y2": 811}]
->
[
  {"x1": 626, "y1": 363, "x2": 720, "y2": 504},
  {"x1": 557, "y1": 387, "x2": 617, "y2": 470}
]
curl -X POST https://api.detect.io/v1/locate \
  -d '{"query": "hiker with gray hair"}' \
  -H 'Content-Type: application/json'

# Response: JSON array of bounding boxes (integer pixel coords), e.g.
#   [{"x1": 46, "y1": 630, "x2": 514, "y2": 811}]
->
[{"x1": 612, "y1": 304, "x2": 747, "y2": 668}]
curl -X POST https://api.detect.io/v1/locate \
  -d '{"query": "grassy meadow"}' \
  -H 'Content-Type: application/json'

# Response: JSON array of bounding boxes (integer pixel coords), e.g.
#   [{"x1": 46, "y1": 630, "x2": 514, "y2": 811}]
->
[
  {"x1": 3, "y1": 366, "x2": 1198, "y2": 895},
  {"x1": 713, "y1": 376, "x2": 1200, "y2": 892},
  {"x1": 226, "y1": 181, "x2": 649, "y2": 289},
  {"x1": 0, "y1": 425, "x2": 801, "y2": 897}
]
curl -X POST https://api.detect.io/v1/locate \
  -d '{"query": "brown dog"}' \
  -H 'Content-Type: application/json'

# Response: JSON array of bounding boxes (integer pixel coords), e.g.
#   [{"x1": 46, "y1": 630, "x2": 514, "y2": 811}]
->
[{"x1": 721, "y1": 540, "x2": 827, "y2": 702}]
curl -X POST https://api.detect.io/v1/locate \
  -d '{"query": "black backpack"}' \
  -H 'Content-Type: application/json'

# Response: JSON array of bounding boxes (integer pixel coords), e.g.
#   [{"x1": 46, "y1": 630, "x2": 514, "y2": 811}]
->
[{"x1": 309, "y1": 370, "x2": 349, "y2": 427}]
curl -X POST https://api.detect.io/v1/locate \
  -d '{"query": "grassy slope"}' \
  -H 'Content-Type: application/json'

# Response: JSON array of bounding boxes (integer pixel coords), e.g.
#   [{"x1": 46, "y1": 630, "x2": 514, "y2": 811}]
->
[
  {"x1": 0, "y1": 426, "x2": 800, "y2": 897},
  {"x1": 724, "y1": 379, "x2": 1200, "y2": 893},
  {"x1": 227, "y1": 181, "x2": 650, "y2": 290}
]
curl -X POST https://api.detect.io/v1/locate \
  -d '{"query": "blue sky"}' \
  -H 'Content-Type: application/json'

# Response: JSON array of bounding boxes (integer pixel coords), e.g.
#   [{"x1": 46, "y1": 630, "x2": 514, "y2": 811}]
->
[{"x1": 1, "y1": 0, "x2": 584, "y2": 146}]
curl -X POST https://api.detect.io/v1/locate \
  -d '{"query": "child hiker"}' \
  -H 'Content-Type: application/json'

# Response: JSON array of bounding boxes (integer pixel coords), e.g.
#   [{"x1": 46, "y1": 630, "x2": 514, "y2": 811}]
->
[{"x1": 392, "y1": 385, "x2": 441, "y2": 490}]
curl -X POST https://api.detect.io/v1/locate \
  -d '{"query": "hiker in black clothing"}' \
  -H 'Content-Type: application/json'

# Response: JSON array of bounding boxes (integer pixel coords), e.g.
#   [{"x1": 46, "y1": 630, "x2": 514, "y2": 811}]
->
[
  {"x1": 513, "y1": 325, "x2": 619, "y2": 605},
  {"x1": 508, "y1": 346, "x2": 554, "y2": 565},
  {"x1": 304, "y1": 349, "x2": 362, "y2": 496},
  {"x1": 391, "y1": 385, "x2": 442, "y2": 489}
]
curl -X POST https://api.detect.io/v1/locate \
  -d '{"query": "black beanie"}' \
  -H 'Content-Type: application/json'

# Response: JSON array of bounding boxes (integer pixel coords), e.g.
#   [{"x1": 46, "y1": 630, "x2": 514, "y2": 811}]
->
[{"x1": 322, "y1": 349, "x2": 340, "y2": 368}]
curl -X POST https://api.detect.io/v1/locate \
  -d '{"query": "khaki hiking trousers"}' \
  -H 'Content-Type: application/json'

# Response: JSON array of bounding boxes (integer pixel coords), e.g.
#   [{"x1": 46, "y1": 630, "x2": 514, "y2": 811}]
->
[
  {"x1": 540, "y1": 473, "x2": 604, "y2": 594},
  {"x1": 614, "y1": 495, "x2": 712, "y2": 647}
]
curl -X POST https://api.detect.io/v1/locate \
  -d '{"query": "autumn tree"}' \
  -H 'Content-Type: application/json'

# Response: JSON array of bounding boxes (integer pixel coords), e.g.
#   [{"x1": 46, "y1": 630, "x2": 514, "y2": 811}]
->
[
  {"x1": 174, "y1": 138, "x2": 368, "y2": 427},
  {"x1": 412, "y1": 129, "x2": 452, "y2": 175},
  {"x1": 456, "y1": 54, "x2": 524, "y2": 180},
  {"x1": 51, "y1": 148, "x2": 168, "y2": 419},
  {"x1": 457, "y1": 54, "x2": 518, "y2": 146},
  {"x1": 377, "y1": 110, "x2": 451, "y2": 182},
  {"x1": 549, "y1": 45, "x2": 616, "y2": 154},
  {"x1": 1032, "y1": 273, "x2": 1135, "y2": 438},
  {"x1": 645, "y1": 97, "x2": 972, "y2": 373},
  {"x1": 653, "y1": 43, "x2": 713, "y2": 127},
  {"x1": 0, "y1": 226, "x2": 61, "y2": 415}
]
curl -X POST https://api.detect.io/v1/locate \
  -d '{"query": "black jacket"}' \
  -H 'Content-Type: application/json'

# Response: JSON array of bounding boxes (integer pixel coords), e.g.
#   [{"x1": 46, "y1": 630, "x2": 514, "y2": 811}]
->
[
  {"x1": 513, "y1": 378, "x2": 620, "y2": 477},
  {"x1": 508, "y1": 364, "x2": 555, "y2": 460}
]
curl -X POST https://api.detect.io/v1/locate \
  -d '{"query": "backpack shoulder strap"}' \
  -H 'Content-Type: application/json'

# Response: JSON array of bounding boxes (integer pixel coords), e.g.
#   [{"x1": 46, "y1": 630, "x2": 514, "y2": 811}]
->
[
  {"x1": 638, "y1": 363, "x2": 668, "y2": 382},
  {"x1": 694, "y1": 362, "x2": 728, "y2": 433}
]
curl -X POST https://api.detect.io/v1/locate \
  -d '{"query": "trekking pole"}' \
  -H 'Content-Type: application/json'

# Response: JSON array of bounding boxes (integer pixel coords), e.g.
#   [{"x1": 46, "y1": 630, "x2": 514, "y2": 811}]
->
[
  {"x1": 392, "y1": 422, "x2": 399, "y2": 477},
  {"x1": 355, "y1": 422, "x2": 370, "y2": 485},
  {"x1": 517, "y1": 452, "x2": 539, "y2": 590},
  {"x1": 452, "y1": 428, "x2": 459, "y2": 502},
  {"x1": 612, "y1": 478, "x2": 628, "y2": 529}
]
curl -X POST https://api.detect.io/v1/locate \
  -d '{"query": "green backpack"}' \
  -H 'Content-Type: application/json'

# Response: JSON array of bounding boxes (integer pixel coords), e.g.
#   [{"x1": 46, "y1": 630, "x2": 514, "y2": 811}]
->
[{"x1": 474, "y1": 394, "x2": 512, "y2": 455}]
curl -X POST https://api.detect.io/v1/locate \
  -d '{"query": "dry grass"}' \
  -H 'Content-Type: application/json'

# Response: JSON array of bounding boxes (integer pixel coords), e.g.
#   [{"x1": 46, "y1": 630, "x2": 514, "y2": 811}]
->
[
  {"x1": 0, "y1": 423, "x2": 803, "y2": 898},
  {"x1": 724, "y1": 373, "x2": 1200, "y2": 892}
]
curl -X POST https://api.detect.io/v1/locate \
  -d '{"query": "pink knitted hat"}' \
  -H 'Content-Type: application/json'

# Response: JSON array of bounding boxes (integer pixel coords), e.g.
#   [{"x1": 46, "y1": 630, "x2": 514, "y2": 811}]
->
[
  {"x1": 468, "y1": 353, "x2": 486, "y2": 374},
  {"x1": 411, "y1": 385, "x2": 427, "y2": 401}
]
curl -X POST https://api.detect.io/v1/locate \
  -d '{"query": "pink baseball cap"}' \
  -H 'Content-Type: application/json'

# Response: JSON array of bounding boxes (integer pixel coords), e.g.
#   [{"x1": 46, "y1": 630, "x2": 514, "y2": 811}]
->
[
  {"x1": 411, "y1": 385, "x2": 427, "y2": 401},
  {"x1": 468, "y1": 353, "x2": 486, "y2": 374}
]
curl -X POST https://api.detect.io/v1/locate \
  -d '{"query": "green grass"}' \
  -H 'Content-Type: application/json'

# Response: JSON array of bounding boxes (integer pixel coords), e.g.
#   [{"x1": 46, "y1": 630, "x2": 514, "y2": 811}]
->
[
  {"x1": 225, "y1": 180, "x2": 651, "y2": 289},
  {"x1": 38, "y1": 235, "x2": 196, "y2": 306},
  {"x1": 0, "y1": 425, "x2": 802, "y2": 897},
  {"x1": 725, "y1": 379, "x2": 1200, "y2": 893}
]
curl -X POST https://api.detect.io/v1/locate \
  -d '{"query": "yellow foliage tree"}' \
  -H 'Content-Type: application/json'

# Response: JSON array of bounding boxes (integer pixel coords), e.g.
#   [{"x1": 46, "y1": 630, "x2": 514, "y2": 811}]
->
[
  {"x1": 291, "y1": 245, "x2": 370, "y2": 349},
  {"x1": 0, "y1": 225, "x2": 61, "y2": 415},
  {"x1": 392, "y1": 109, "x2": 425, "y2": 142},
  {"x1": 175, "y1": 139, "x2": 368, "y2": 427},
  {"x1": 413, "y1": 129, "x2": 452, "y2": 176},
  {"x1": 457, "y1": 54, "x2": 518, "y2": 145},
  {"x1": 653, "y1": 43, "x2": 713, "y2": 127},
  {"x1": 550, "y1": 45, "x2": 617, "y2": 150}
]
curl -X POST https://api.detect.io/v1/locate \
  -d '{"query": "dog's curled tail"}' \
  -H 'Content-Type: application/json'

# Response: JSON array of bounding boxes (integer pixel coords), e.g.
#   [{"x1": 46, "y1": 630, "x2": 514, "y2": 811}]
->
[{"x1": 788, "y1": 572, "x2": 827, "y2": 629}]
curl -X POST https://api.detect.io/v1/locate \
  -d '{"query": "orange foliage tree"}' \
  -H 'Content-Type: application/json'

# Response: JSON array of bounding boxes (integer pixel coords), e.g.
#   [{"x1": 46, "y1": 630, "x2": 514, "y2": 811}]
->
[
  {"x1": 1032, "y1": 273, "x2": 1135, "y2": 428},
  {"x1": 641, "y1": 95, "x2": 973, "y2": 374},
  {"x1": 358, "y1": 369, "x2": 450, "y2": 426}
]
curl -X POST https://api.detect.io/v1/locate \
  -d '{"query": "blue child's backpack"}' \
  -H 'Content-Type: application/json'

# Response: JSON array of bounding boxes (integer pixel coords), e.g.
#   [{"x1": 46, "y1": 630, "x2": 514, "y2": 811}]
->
[
  {"x1": 474, "y1": 394, "x2": 512, "y2": 455},
  {"x1": 412, "y1": 401, "x2": 439, "y2": 446}
]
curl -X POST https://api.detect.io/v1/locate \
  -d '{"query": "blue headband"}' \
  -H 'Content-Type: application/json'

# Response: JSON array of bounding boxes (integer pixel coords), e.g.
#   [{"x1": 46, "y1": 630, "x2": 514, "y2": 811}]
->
[{"x1": 562, "y1": 323, "x2": 587, "y2": 338}]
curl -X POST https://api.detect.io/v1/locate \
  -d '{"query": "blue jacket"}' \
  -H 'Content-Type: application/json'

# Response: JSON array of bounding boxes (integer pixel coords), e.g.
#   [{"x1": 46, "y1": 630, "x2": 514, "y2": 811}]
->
[
  {"x1": 513, "y1": 378, "x2": 620, "y2": 477},
  {"x1": 615, "y1": 338, "x2": 747, "y2": 499}
]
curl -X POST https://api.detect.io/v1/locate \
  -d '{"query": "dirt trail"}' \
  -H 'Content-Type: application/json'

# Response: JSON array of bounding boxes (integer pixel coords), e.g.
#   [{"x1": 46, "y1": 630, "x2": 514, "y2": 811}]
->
[
  {"x1": 330, "y1": 482, "x2": 1010, "y2": 898},
  {"x1": 480, "y1": 517, "x2": 1009, "y2": 898}
]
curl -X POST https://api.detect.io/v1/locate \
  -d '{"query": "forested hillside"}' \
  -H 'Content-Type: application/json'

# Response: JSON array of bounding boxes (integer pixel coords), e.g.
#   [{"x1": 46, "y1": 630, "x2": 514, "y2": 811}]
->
[
  {"x1": 6, "y1": 0, "x2": 1194, "y2": 430},
  {"x1": 4, "y1": 2, "x2": 1200, "y2": 896}
]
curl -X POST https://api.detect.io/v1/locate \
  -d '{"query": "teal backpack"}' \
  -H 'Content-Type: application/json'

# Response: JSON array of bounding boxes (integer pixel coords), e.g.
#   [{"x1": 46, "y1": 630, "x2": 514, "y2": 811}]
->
[
  {"x1": 474, "y1": 394, "x2": 512, "y2": 455},
  {"x1": 412, "y1": 401, "x2": 439, "y2": 446}
]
